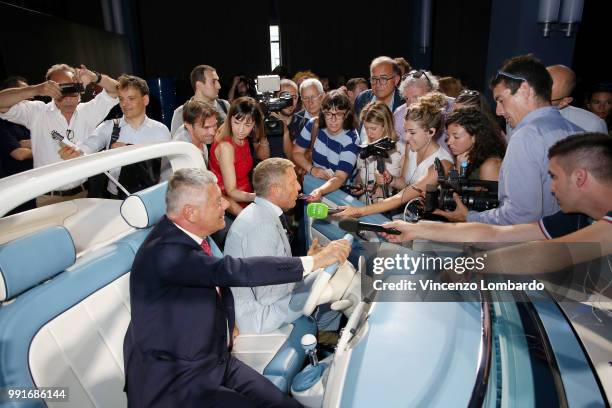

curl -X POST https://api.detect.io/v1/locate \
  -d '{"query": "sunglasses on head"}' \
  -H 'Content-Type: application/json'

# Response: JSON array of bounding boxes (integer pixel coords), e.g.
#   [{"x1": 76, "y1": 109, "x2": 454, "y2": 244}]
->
[
  {"x1": 457, "y1": 89, "x2": 480, "y2": 99},
  {"x1": 496, "y1": 70, "x2": 527, "y2": 82},
  {"x1": 402, "y1": 70, "x2": 433, "y2": 88}
]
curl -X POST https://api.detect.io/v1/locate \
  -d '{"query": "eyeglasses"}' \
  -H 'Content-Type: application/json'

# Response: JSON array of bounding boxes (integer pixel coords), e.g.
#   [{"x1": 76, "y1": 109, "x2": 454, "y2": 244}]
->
[
  {"x1": 370, "y1": 76, "x2": 395, "y2": 85},
  {"x1": 403, "y1": 70, "x2": 433, "y2": 89},
  {"x1": 323, "y1": 110, "x2": 346, "y2": 120},
  {"x1": 66, "y1": 129, "x2": 74, "y2": 142},
  {"x1": 279, "y1": 91, "x2": 298, "y2": 101},
  {"x1": 496, "y1": 70, "x2": 527, "y2": 82},
  {"x1": 301, "y1": 94, "x2": 322, "y2": 102}
]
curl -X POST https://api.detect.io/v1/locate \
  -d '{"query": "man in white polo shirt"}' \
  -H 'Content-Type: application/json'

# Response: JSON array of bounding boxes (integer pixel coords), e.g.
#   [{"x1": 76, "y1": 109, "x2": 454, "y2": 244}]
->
[{"x1": 0, "y1": 63, "x2": 119, "y2": 205}]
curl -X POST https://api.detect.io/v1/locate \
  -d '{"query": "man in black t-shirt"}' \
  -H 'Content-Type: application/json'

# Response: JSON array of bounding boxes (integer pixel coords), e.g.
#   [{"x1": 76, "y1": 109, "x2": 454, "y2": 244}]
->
[
  {"x1": 0, "y1": 76, "x2": 35, "y2": 214},
  {"x1": 382, "y1": 133, "x2": 612, "y2": 270}
]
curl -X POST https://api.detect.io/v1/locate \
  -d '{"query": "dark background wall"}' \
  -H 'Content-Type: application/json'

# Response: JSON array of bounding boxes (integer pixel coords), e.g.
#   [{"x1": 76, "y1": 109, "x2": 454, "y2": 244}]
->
[
  {"x1": 431, "y1": 0, "x2": 492, "y2": 91},
  {"x1": 278, "y1": 0, "x2": 414, "y2": 85},
  {"x1": 484, "y1": 0, "x2": 577, "y2": 96},
  {"x1": 0, "y1": 1, "x2": 131, "y2": 83},
  {"x1": 0, "y1": 0, "x2": 609, "y2": 111},
  {"x1": 137, "y1": 0, "x2": 272, "y2": 102}
]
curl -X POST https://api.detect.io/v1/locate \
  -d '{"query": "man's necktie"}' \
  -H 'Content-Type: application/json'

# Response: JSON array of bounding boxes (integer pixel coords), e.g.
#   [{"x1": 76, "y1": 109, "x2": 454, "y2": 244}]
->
[
  {"x1": 200, "y1": 238, "x2": 212, "y2": 256},
  {"x1": 201, "y1": 237, "x2": 232, "y2": 349},
  {"x1": 279, "y1": 214, "x2": 293, "y2": 243}
]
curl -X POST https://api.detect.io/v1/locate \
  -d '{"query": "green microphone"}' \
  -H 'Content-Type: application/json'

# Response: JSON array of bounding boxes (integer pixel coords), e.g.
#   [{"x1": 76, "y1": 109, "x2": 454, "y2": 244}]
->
[{"x1": 306, "y1": 202, "x2": 342, "y2": 219}]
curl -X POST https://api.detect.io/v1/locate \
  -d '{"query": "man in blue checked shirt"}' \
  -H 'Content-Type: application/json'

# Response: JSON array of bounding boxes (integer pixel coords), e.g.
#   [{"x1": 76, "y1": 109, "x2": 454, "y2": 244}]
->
[{"x1": 436, "y1": 54, "x2": 583, "y2": 226}]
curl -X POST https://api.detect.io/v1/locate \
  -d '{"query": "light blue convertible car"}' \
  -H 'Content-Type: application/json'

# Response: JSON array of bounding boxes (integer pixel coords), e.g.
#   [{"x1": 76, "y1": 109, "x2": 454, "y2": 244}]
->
[{"x1": 0, "y1": 143, "x2": 609, "y2": 407}]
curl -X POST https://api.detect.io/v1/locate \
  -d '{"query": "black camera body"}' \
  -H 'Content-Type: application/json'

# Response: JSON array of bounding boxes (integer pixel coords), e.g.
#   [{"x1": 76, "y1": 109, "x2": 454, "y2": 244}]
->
[
  {"x1": 359, "y1": 137, "x2": 396, "y2": 160},
  {"x1": 257, "y1": 92, "x2": 293, "y2": 137},
  {"x1": 424, "y1": 157, "x2": 499, "y2": 212},
  {"x1": 59, "y1": 82, "x2": 85, "y2": 95},
  {"x1": 255, "y1": 75, "x2": 294, "y2": 138}
]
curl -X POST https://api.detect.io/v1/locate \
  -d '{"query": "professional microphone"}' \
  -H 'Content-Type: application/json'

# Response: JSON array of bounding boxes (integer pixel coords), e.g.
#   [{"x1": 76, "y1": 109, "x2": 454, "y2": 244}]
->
[
  {"x1": 306, "y1": 202, "x2": 342, "y2": 219},
  {"x1": 338, "y1": 218, "x2": 401, "y2": 235}
]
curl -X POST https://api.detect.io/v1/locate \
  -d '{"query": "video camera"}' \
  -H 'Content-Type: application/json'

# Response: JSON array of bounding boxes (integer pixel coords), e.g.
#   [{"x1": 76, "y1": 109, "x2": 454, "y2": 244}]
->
[
  {"x1": 404, "y1": 158, "x2": 499, "y2": 222},
  {"x1": 255, "y1": 75, "x2": 293, "y2": 137}
]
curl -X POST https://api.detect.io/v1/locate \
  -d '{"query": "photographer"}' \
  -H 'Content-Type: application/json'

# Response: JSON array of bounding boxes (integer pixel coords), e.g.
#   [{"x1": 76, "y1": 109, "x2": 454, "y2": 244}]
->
[
  {"x1": 0, "y1": 63, "x2": 118, "y2": 206},
  {"x1": 272, "y1": 79, "x2": 299, "y2": 159},
  {"x1": 444, "y1": 107, "x2": 505, "y2": 182},
  {"x1": 442, "y1": 55, "x2": 583, "y2": 225},
  {"x1": 337, "y1": 99, "x2": 453, "y2": 219},
  {"x1": 255, "y1": 77, "x2": 298, "y2": 160},
  {"x1": 353, "y1": 101, "x2": 404, "y2": 203},
  {"x1": 382, "y1": 133, "x2": 612, "y2": 274}
]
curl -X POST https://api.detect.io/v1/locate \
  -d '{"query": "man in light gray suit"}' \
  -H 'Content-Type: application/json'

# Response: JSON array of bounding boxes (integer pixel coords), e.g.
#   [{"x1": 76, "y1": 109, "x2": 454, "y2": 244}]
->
[{"x1": 225, "y1": 158, "x2": 319, "y2": 333}]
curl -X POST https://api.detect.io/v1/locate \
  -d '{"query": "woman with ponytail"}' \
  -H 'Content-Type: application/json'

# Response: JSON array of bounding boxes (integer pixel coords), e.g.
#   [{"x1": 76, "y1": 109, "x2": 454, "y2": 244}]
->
[{"x1": 337, "y1": 99, "x2": 453, "y2": 218}]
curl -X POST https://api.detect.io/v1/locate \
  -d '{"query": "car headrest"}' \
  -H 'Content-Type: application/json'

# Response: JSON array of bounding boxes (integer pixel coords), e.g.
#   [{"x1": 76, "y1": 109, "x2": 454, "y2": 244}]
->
[
  {"x1": 120, "y1": 182, "x2": 168, "y2": 229},
  {"x1": 0, "y1": 226, "x2": 76, "y2": 301}
]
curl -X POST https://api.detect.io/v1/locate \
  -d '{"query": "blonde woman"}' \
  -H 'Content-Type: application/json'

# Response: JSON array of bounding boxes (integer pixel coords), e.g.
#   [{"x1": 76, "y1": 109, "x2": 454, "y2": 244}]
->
[
  {"x1": 354, "y1": 101, "x2": 404, "y2": 203},
  {"x1": 337, "y1": 99, "x2": 453, "y2": 218}
]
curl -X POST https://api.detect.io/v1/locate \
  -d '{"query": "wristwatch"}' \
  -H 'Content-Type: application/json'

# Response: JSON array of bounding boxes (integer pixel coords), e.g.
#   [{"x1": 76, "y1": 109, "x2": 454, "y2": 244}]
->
[{"x1": 92, "y1": 71, "x2": 102, "y2": 85}]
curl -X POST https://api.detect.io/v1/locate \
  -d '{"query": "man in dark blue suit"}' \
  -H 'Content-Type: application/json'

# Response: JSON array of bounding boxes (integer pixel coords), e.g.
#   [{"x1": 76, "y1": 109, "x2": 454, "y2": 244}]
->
[{"x1": 123, "y1": 168, "x2": 350, "y2": 407}]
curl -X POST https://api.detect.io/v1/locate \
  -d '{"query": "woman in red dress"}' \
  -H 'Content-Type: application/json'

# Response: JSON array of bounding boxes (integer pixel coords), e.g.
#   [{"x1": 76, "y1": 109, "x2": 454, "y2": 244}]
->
[{"x1": 209, "y1": 96, "x2": 269, "y2": 215}]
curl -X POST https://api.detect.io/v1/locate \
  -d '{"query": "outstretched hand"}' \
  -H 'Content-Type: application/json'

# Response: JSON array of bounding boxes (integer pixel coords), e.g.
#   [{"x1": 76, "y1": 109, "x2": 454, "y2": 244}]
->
[
  {"x1": 34, "y1": 81, "x2": 62, "y2": 100},
  {"x1": 76, "y1": 64, "x2": 97, "y2": 88},
  {"x1": 335, "y1": 206, "x2": 362, "y2": 219},
  {"x1": 310, "y1": 167, "x2": 331, "y2": 180},
  {"x1": 379, "y1": 220, "x2": 417, "y2": 243}
]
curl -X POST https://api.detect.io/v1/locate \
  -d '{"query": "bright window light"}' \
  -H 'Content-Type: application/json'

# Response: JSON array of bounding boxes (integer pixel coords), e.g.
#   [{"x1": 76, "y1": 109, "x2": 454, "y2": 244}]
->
[{"x1": 270, "y1": 25, "x2": 281, "y2": 70}]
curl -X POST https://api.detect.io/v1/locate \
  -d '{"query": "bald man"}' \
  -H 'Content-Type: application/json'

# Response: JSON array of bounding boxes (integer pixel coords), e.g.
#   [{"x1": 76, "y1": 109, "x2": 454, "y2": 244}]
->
[{"x1": 547, "y1": 65, "x2": 608, "y2": 133}]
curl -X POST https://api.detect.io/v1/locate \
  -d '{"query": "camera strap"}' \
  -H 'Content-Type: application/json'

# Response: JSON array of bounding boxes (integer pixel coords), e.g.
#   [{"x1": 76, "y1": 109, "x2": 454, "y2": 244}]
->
[
  {"x1": 217, "y1": 99, "x2": 229, "y2": 114},
  {"x1": 309, "y1": 118, "x2": 319, "y2": 151},
  {"x1": 108, "y1": 119, "x2": 121, "y2": 150}
]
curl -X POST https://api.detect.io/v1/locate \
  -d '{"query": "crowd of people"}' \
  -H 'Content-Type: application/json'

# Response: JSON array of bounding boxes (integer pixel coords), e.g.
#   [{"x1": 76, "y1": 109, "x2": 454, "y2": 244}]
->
[
  {"x1": 1, "y1": 55, "x2": 609, "y2": 221},
  {"x1": 0, "y1": 53, "x2": 611, "y2": 406}
]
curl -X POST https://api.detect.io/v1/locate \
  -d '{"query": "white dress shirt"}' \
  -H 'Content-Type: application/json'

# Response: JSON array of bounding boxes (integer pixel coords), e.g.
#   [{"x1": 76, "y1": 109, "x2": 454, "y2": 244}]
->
[
  {"x1": 0, "y1": 90, "x2": 118, "y2": 189},
  {"x1": 79, "y1": 115, "x2": 170, "y2": 194}
]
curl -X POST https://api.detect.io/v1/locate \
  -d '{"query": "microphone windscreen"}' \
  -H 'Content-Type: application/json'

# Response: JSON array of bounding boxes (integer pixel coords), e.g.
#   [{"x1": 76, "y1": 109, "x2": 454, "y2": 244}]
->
[
  {"x1": 338, "y1": 218, "x2": 360, "y2": 233},
  {"x1": 306, "y1": 202, "x2": 329, "y2": 219}
]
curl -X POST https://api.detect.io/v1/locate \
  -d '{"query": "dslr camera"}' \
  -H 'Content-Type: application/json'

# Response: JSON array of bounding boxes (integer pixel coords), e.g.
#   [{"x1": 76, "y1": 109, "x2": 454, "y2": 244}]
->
[
  {"x1": 255, "y1": 75, "x2": 293, "y2": 137},
  {"x1": 404, "y1": 157, "x2": 499, "y2": 222},
  {"x1": 359, "y1": 137, "x2": 396, "y2": 160}
]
